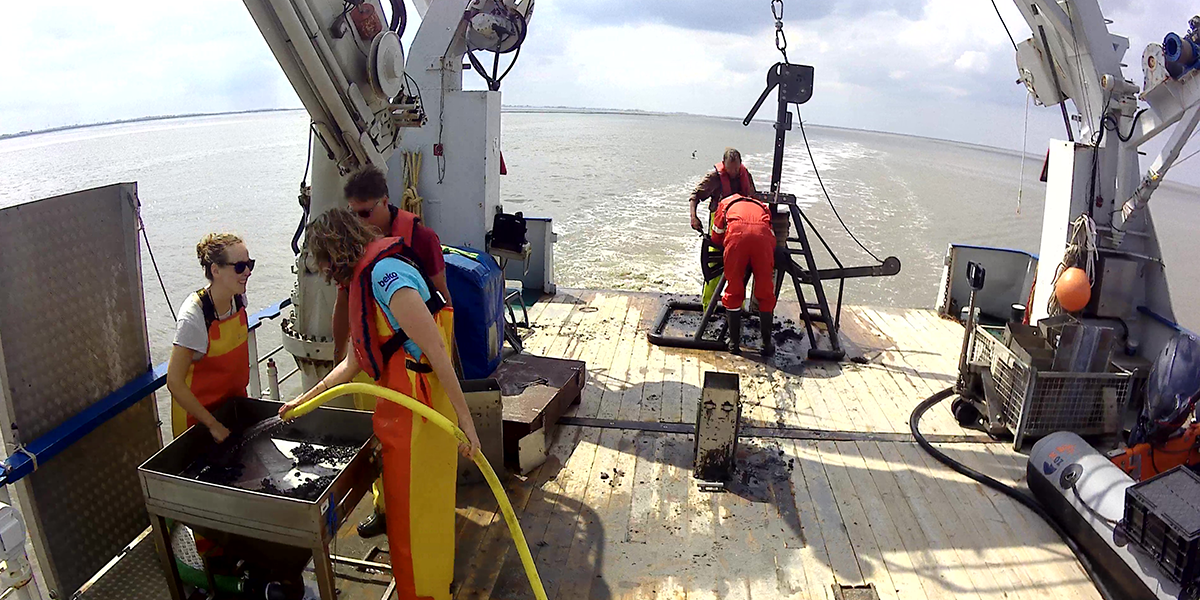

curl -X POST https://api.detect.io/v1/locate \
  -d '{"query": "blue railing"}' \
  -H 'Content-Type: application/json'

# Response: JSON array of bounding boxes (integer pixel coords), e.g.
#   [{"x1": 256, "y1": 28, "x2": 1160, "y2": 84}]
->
[
  {"x1": 0, "y1": 298, "x2": 292, "y2": 486},
  {"x1": 1137, "y1": 305, "x2": 1198, "y2": 337}
]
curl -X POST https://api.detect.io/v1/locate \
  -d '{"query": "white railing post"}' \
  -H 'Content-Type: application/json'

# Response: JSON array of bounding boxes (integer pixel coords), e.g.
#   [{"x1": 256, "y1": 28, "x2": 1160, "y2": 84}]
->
[
  {"x1": 267, "y1": 359, "x2": 280, "y2": 401},
  {"x1": 247, "y1": 329, "x2": 262, "y2": 399}
]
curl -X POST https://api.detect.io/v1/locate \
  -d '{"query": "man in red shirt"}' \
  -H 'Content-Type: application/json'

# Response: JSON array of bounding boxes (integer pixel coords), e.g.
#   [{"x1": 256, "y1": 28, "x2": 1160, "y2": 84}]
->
[
  {"x1": 689, "y1": 148, "x2": 757, "y2": 308},
  {"x1": 331, "y1": 164, "x2": 453, "y2": 538},
  {"x1": 711, "y1": 193, "x2": 777, "y2": 357}
]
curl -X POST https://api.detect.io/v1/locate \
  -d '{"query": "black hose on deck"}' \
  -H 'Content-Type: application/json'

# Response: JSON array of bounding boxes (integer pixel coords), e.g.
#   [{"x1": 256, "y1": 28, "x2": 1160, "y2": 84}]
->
[{"x1": 910, "y1": 387, "x2": 1117, "y2": 600}]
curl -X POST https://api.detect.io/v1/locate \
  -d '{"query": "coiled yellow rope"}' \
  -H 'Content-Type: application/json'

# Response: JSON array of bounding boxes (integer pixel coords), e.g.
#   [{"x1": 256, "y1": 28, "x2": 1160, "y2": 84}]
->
[
  {"x1": 281, "y1": 382, "x2": 547, "y2": 600},
  {"x1": 400, "y1": 151, "x2": 423, "y2": 218}
]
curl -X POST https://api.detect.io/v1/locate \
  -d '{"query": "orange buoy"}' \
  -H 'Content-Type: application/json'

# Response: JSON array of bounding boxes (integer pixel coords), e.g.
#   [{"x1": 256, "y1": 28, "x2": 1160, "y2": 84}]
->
[{"x1": 1055, "y1": 267, "x2": 1091, "y2": 312}]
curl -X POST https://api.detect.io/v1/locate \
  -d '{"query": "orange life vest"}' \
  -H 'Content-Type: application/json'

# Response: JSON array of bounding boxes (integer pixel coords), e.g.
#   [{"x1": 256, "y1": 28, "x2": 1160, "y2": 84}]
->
[
  {"x1": 171, "y1": 289, "x2": 249, "y2": 436},
  {"x1": 390, "y1": 206, "x2": 417, "y2": 242},
  {"x1": 715, "y1": 161, "x2": 754, "y2": 199},
  {"x1": 348, "y1": 237, "x2": 446, "y2": 381}
]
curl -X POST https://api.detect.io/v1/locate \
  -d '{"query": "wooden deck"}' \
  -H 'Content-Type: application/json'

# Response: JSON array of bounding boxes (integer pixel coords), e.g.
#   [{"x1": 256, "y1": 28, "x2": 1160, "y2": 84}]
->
[{"x1": 338, "y1": 289, "x2": 1101, "y2": 600}]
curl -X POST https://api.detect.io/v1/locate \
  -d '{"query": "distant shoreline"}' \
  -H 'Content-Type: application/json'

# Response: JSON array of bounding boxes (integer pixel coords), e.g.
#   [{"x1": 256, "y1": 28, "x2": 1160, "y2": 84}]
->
[
  {"x1": 0, "y1": 108, "x2": 303, "y2": 141},
  {"x1": 5, "y1": 106, "x2": 1198, "y2": 193},
  {"x1": 1, "y1": 105, "x2": 700, "y2": 139},
  {"x1": 0, "y1": 104, "x2": 1058, "y2": 160}
]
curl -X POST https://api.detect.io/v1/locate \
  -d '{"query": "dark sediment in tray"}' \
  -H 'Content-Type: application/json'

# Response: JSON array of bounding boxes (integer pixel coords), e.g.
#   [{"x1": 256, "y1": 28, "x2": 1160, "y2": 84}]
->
[
  {"x1": 258, "y1": 474, "x2": 337, "y2": 501},
  {"x1": 182, "y1": 436, "x2": 358, "y2": 502},
  {"x1": 291, "y1": 442, "x2": 358, "y2": 467}
]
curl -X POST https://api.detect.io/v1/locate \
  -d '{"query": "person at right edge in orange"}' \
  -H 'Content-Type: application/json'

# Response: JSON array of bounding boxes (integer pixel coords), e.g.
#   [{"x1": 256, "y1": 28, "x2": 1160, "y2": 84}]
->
[
  {"x1": 281, "y1": 209, "x2": 481, "y2": 600},
  {"x1": 711, "y1": 193, "x2": 777, "y2": 357},
  {"x1": 689, "y1": 147, "x2": 757, "y2": 309},
  {"x1": 334, "y1": 164, "x2": 453, "y2": 540}
]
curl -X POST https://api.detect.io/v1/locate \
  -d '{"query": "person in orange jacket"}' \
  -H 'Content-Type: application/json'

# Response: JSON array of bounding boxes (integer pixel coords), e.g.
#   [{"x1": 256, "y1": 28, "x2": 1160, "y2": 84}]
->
[
  {"x1": 334, "y1": 164, "x2": 453, "y2": 539},
  {"x1": 282, "y1": 209, "x2": 480, "y2": 600},
  {"x1": 711, "y1": 194, "x2": 777, "y2": 356}
]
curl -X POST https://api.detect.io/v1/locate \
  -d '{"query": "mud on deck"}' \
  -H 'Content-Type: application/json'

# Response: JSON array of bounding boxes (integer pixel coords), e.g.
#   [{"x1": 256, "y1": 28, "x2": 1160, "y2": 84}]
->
[{"x1": 332, "y1": 289, "x2": 1100, "y2": 600}]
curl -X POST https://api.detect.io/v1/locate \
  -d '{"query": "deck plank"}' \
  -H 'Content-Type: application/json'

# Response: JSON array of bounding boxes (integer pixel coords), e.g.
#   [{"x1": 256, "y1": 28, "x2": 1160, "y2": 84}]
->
[
  {"x1": 541, "y1": 289, "x2": 597, "y2": 360},
  {"x1": 520, "y1": 292, "x2": 581, "y2": 355},
  {"x1": 874, "y1": 441, "x2": 987, "y2": 600},
  {"x1": 911, "y1": 443, "x2": 1045, "y2": 600},
  {"x1": 460, "y1": 293, "x2": 1104, "y2": 600},
  {"x1": 660, "y1": 349, "x2": 685, "y2": 424},
  {"x1": 516, "y1": 294, "x2": 635, "y2": 598},
  {"x1": 794, "y1": 440, "x2": 865, "y2": 587},
  {"x1": 889, "y1": 442, "x2": 1014, "y2": 599},
  {"x1": 558, "y1": 297, "x2": 651, "y2": 599},
  {"x1": 780, "y1": 438, "x2": 836, "y2": 600},
  {"x1": 578, "y1": 294, "x2": 634, "y2": 419},
  {"x1": 836, "y1": 440, "x2": 930, "y2": 600},
  {"x1": 817, "y1": 440, "x2": 901, "y2": 600},
  {"x1": 854, "y1": 441, "x2": 958, "y2": 600},
  {"x1": 957, "y1": 445, "x2": 1098, "y2": 600}
]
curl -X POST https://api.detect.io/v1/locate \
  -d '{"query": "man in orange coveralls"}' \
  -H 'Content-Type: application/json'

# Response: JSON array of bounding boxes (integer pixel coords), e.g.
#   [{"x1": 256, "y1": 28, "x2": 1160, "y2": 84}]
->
[{"x1": 710, "y1": 193, "x2": 777, "y2": 356}]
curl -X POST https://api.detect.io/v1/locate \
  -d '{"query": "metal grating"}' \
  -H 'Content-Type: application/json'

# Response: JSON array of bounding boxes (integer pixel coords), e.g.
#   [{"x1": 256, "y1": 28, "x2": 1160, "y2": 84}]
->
[
  {"x1": 971, "y1": 325, "x2": 1003, "y2": 367},
  {"x1": 832, "y1": 583, "x2": 881, "y2": 600},
  {"x1": 0, "y1": 184, "x2": 160, "y2": 597},
  {"x1": 974, "y1": 326, "x2": 1129, "y2": 448}
]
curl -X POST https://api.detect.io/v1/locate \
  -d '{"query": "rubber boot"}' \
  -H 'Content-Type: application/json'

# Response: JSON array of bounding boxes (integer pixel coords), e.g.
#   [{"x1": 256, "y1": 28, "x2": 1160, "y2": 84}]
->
[
  {"x1": 727, "y1": 310, "x2": 742, "y2": 355},
  {"x1": 759, "y1": 311, "x2": 775, "y2": 357},
  {"x1": 357, "y1": 511, "x2": 387, "y2": 538}
]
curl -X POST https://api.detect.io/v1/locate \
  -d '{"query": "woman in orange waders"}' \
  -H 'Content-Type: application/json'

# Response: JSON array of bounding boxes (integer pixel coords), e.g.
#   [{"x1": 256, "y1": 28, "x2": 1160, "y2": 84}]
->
[
  {"x1": 281, "y1": 209, "x2": 481, "y2": 600},
  {"x1": 167, "y1": 233, "x2": 255, "y2": 442}
]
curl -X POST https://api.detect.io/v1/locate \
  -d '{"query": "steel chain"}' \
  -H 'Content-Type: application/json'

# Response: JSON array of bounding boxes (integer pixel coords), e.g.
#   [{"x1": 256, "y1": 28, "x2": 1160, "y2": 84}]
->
[{"x1": 772, "y1": 0, "x2": 788, "y2": 61}]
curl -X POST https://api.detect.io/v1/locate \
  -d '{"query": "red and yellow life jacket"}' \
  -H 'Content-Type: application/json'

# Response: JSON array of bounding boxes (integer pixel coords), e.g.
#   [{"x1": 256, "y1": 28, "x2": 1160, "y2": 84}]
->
[
  {"x1": 715, "y1": 161, "x2": 754, "y2": 199},
  {"x1": 348, "y1": 238, "x2": 447, "y2": 381},
  {"x1": 171, "y1": 289, "x2": 249, "y2": 437}
]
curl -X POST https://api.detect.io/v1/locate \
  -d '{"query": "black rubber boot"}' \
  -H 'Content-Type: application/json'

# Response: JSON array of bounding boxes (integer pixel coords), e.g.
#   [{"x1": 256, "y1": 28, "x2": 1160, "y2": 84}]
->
[
  {"x1": 759, "y1": 311, "x2": 775, "y2": 357},
  {"x1": 727, "y1": 310, "x2": 742, "y2": 355},
  {"x1": 357, "y1": 511, "x2": 387, "y2": 538}
]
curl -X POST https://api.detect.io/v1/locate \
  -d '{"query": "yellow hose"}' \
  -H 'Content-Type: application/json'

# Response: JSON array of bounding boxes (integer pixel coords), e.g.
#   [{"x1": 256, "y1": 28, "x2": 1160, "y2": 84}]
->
[{"x1": 282, "y1": 382, "x2": 548, "y2": 600}]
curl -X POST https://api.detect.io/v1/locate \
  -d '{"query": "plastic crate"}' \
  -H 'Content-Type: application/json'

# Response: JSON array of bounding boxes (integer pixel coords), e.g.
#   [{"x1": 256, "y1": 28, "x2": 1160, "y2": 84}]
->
[
  {"x1": 972, "y1": 325, "x2": 1131, "y2": 449},
  {"x1": 1123, "y1": 466, "x2": 1200, "y2": 585}
]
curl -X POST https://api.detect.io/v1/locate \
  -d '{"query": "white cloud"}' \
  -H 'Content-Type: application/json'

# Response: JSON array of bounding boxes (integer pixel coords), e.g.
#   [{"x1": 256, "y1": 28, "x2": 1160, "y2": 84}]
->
[
  {"x1": 1, "y1": 0, "x2": 1198, "y2": 186},
  {"x1": 954, "y1": 51, "x2": 991, "y2": 73}
]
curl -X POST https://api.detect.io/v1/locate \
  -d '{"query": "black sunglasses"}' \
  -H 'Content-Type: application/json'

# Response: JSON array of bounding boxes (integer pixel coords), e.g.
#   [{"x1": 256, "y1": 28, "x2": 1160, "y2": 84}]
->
[
  {"x1": 222, "y1": 259, "x2": 256, "y2": 274},
  {"x1": 354, "y1": 198, "x2": 383, "y2": 219}
]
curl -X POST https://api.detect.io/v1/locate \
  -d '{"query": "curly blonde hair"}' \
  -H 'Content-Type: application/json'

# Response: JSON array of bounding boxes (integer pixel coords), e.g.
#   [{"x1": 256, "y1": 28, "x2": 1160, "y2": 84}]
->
[
  {"x1": 306, "y1": 208, "x2": 378, "y2": 285},
  {"x1": 196, "y1": 233, "x2": 243, "y2": 281}
]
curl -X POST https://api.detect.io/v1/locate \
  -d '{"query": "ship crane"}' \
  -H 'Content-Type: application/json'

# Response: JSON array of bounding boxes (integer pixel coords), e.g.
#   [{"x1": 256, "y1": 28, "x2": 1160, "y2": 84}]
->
[
  {"x1": 1006, "y1": 0, "x2": 1200, "y2": 357},
  {"x1": 242, "y1": 0, "x2": 531, "y2": 388}
]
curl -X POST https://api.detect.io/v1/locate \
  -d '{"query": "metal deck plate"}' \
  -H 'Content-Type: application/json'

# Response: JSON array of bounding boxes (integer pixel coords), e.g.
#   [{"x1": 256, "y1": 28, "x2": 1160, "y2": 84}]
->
[
  {"x1": 75, "y1": 531, "x2": 172, "y2": 600},
  {"x1": 0, "y1": 184, "x2": 160, "y2": 596}
]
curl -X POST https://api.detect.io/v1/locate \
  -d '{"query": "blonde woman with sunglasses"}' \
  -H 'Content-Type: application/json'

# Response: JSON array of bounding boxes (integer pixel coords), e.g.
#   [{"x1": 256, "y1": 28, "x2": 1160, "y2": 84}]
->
[{"x1": 166, "y1": 233, "x2": 255, "y2": 441}]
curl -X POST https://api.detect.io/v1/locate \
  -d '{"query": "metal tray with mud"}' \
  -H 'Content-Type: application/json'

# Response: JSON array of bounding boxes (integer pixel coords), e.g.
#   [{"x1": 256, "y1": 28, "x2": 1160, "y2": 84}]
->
[{"x1": 138, "y1": 398, "x2": 378, "y2": 599}]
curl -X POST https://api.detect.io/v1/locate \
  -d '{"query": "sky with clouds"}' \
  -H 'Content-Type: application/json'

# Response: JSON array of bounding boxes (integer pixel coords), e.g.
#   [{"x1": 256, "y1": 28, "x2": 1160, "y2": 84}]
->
[{"x1": 2, "y1": 0, "x2": 1198, "y2": 184}]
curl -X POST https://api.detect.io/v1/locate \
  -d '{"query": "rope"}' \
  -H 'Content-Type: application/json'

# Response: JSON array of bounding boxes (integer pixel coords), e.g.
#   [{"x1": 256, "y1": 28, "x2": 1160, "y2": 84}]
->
[
  {"x1": 988, "y1": 0, "x2": 1019, "y2": 52},
  {"x1": 1047, "y1": 213, "x2": 1098, "y2": 315},
  {"x1": 796, "y1": 110, "x2": 885, "y2": 263},
  {"x1": 139, "y1": 214, "x2": 177, "y2": 321},
  {"x1": 400, "y1": 151, "x2": 423, "y2": 218},
  {"x1": 1017, "y1": 91, "x2": 1031, "y2": 215},
  {"x1": 5, "y1": 442, "x2": 38, "y2": 474}
]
